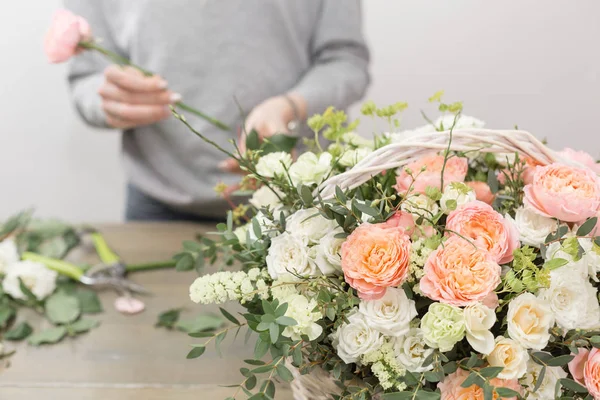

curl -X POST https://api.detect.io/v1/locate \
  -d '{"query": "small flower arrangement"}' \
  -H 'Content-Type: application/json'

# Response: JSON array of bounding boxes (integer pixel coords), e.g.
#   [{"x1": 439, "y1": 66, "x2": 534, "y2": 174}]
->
[{"x1": 176, "y1": 95, "x2": 600, "y2": 400}]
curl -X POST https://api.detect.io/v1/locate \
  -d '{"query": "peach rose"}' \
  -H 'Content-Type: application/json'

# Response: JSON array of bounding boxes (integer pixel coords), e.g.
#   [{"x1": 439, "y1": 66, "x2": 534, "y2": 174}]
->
[
  {"x1": 341, "y1": 223, "x2": 411, "y2": 300},
  {"x1": 584, "y1": 348, "x2": 600, "y2": 399},
  {"x1": 559, "y1": 148, "x2": 600, "y2": 174},
  {"x1": 395, "y1": 152, "x2": 468, "y2": 195},
  {"x1": 438, "y1": 368, "x2": 522, "y2": 400},
  {"x1": 383, "y1": 211, "x2": 435, "y2": 238},
  {"x1": 420, "y1": 237, "x2": 501, "y2": 306},
  {"x1": 44, "y1": 9, "x2": 92, "y2": 63},
  {"x1": 524, "y1": 163, "x2": 600, "y2": 222},
  {"x1": 446, "y1": 201, "x2": 519, "y2": 264},
  {"x1": 467, "y1": 181, "x2": 495, "y2": 205},
  {"x1": 568, "y1": 348, "x2": 590, "y2": 385}
]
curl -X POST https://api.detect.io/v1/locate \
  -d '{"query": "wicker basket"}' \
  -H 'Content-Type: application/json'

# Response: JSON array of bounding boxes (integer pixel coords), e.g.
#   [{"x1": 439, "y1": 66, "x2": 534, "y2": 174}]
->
[{"x1": 293, "y1": 128, "x2": 577, "y2": 399}]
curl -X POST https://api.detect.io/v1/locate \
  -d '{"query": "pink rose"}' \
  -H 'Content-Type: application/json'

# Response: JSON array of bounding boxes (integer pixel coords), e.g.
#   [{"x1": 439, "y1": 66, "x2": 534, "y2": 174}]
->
[
  {"x1": 524, "y1": 163, "x2": 600, "y2": 222},
  {"x1": 395, "y1": 152, "x2": 468, "y2": 195},
  {"x1": 439, "y1": 368, "x2": 522, "y2": 400},
  {"x1": 568, "y1": 348, "x2": 590, "y2": 385},
  {"x1": 584, "y1": 348, "x2": 600, "y2": 399},
  {"x1": 446, "y1": 201, "x2": 519, "y2": 264},
  {"x1": 44, "y1": 9, "x2": 92, "y2": 63},
  {"x1": 341, "y1": 223, "x2": 411, "y2": 300},
  {"x1": 420, "y1": 236, "x2": 501, "y2": 307},
  {"x1": 559, "y1": 148, "x2": 600, "y2": 174},
  {"x1": 482, "y1": 291, "x2": 500, "y2": 309},
  {"x1": 466, "y1": 181, "x2": 495, "y2": 205}
]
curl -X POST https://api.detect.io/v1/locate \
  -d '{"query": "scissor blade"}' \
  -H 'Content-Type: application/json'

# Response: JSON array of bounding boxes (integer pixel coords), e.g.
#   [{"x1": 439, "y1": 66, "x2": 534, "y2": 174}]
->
[{"x1": 117, "y1": 278, "x2": 152, "y2": 295}]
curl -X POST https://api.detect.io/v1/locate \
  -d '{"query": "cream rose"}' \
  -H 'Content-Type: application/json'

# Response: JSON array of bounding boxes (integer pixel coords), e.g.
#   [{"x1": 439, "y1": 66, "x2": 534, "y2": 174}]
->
[
  {"x1": 393, "y1": 328, "x2": 434, "y2": 373},
  {"x1": 332, "y1": 311, "x2": 383, "y2": 364},
  {"x1": 507, "y1": 293, "x2": 554, "y2": 350},
  {"x1": 0, "y1": 239, "x2": 19, "y2": 274},
  {"x1": 286, "y1": 208, "x2": 337, "y2": 244},
  {"x1": 486, "y1": 336, "x2": 529, "y2": 380},
  {"x1": 464, "y1": 303, "x2": 496, "y2": 355},
  {"x1": 313, "y1": 228, "x2": 345, "y2": 275},
  {"x1": 249, "y1": 185, "x2": 284, "y2": 211},
  {"x1": 358, "y1": 287, "x2": 417, "y2": 337},
  {"x1": 255, "y1": 151, "x2": 293, "y2": 178},
  {"x1": 538, "y1": 270, "x2": 600, "y2": 330},
  {"x1": 2, "y1": 260, "x2": 58, "y2": 300},
  {"x1": 401, "y1": 194, "x2": 440, "y2": 219},
  {"x1": 266, "y1": 233, "x2": 317, "y2": 279},
  {"x1": 289, "y1": 152, "x2": 333, "y2": 186},
  {"x1": 509, "y1": 206, "x2": 557, "y2": 248}
]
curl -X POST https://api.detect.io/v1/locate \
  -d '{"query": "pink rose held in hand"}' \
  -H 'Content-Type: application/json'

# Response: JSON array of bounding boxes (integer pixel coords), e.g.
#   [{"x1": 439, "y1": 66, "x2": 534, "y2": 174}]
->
[
  {"x1": 341, "y1": 223, "x2": 411, "y2": 300},
  {"x1": 44, "y1": 9, "x2": 92, "y2": 63},
  {"x1": 420, "y1": 236, "x2": 501, "y2": 307},
  {"x1": 395, "y1": 152, "x2": 468, "y2": 195},
  {"x1": 446, "y1": 200, "x2": 519, "y2": 264},
  {"x1": 524, "y1": 163, "x2": 600, "y2": 223}
]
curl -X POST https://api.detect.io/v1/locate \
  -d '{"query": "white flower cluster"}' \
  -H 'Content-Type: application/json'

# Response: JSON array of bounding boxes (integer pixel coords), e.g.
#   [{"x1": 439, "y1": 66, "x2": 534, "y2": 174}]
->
[
  {"x1": 189, "y1": 268, "x2": 269, "y2": 305},
  {"x1": 406, "y1": 237, "x2": 436, "y2": 284},
  {"x1": 338, "y1": 147, "x2": 371, "y2": 168},
  {"x1": 507, "y1": 206, "x2": 556, "y2": 248},
  {"x1": 440, "y1": 182, "x2": 476, "y2": 214},
  {"x1": 248, "y1": 185, "x2": 284, "y2": 211},
  {"x1": 362, "y1": 340, "x2": 407, "y2": 391},
  {"x1": 255, "y1": 152, "x2": 292, "y2": 179},
  {"x1": 0, "y1": 239, "x2": 57, "y2": 300},
  {"x1": 266, "y1": 208, "x2": 342, "y2": 279},
  {"x1": 401, "y1": 194, "x2": 439, "y2": 220},
  {"x1": 288, "y1": 152, "x2": 333, "y2": 186},
  {"x1": 271, "y1": 278, "x2": 323, "y2": 341}
]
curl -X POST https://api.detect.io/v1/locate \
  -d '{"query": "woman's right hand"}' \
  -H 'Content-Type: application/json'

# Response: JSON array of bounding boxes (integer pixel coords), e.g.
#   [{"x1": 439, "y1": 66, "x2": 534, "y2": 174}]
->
[{"x1": 99, "y1": 65, "x2": 181, "y2": 129}]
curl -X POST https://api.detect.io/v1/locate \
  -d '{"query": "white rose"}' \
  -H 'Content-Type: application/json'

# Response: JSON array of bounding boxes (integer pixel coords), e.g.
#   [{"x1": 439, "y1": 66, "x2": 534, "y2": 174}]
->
[
  {"x1": 341, "y1": 132, "x2": 374, "y2": 148},
  {"x1": 520, "y1": 355, "x2": 567, "y2": 400},
  {"x1": 266, "y1": 233, "x2": 318, "y2": 279},
  {"x1": 289, "y1": 152, "x2": 333, "y2": 186},
  {"x1": 313, "y1": 228, "x2": 345, "y2": 275},
  {"x1": 509, "y1": 206, "x2": 557, "y2": 248},
  {"x1": 286, "y1": 208, "x2": 337, "y2": 244},
  {"x1": 464, "y1": 303, "x2": 496, "y2": 355},
  {"x1": 255, "y1": 151, "x2": 292, "y2": 178},
  {"x1": 2, "y1": 260, "x2": 57, "y2": 300},
  {"x1": 332, "y1": 311, "x2": 383, "y2": 364},
  {"x1": 0, "y1": 239, "x2": 19, "y2": 274},
  {"x1": 440, "y1": 182, "x2": 476, "y2": 214},
  {"x1": 507, "y1": 293, "x2": 554, "y2": 350},
  {"x1": 249, "y1": 186, "x2": 284, "y2": 211},
  {"x1": 433, "y1": 114, "x2": 485, "y2": 131},
  {"x1": 358, "y1": 288, "x2": 417, "y2": 337},
  {"x1": 234, "y1": 223, "x2": 250, "y2": 243},
  {"x1": 538, "y1": 271, "x2": 600, "y2": 330},
  {"x1": 339, "y1": 148, "x2": 371, "y2": 168},
  {"x1": 248, "y1": 212, "x2": 279, "y2": 241},
  {"x1": 280, "y1": 293, "x2": 323, "y2": 341},
  {"x1": 401, "y1": 194, "x2": 439, "y2": 220},
  {"x1": 579, "y1": 238, "x2": 600, "y2": 281},
  {"x1": 486, "y1": 336, "x2": 529, "y2": 379},
  {"x1": 393, "y1": 328, "x2": 434, "y2": 373},
  {"x1": 545, "y1": 239, "x2": 589, "y2": 280}
]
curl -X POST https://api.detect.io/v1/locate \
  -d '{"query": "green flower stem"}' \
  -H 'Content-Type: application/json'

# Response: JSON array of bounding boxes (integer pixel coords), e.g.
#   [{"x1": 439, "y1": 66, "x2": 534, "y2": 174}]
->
[
  {"x1": 126, "y1": 260, "x2": 176, "y2": 272},
  {"x1": 21, "y1": 252, "x2": 83, "y2": 281},
  {"x1": 78, "y1": 41, "x2": 231, "y2": 132},
  {"x1": 90, "y1": 232, "x2": 120, "y2": 265}
]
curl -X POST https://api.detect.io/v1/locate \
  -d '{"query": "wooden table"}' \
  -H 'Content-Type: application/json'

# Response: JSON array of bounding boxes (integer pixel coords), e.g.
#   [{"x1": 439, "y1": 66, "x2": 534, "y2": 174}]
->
[{"x1": 0, "y1": 223, "x2": 293, "y2": 400}]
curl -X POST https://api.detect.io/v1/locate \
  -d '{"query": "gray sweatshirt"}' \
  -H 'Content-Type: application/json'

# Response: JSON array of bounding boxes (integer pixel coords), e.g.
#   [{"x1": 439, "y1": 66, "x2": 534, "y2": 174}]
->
[{"x1": 65, "y1": 0, "x2": 370, "y2": 217}]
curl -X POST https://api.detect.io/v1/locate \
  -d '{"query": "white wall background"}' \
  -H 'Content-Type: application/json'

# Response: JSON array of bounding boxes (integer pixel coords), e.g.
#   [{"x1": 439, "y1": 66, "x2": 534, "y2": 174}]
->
[{"x1": 1, "y1": 1, "x2": 598, "y2": 222}]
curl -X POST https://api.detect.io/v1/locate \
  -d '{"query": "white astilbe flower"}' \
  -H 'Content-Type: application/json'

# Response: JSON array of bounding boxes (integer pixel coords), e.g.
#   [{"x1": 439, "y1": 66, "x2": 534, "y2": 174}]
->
[
  {"x1": 189, "y1": 268, "x2": 268, "y2": 305},
  {"x1": 2, "y1": 261, "x2": 57, "y2": 300},
  {"x1": 362, "y1": 340, "x2": 407, "y2": 391},
  {"x1": 0, "y1": 239, "x2": 19, "y2": 274},
  {"x1": 406, "y1": 237, "x2": 437, "y2": 283}
]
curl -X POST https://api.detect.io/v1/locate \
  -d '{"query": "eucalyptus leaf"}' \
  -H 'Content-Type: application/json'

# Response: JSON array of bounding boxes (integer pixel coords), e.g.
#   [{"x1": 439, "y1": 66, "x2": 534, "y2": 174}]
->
[
  {"x1": 45, "y1": 291, "x2": 80, "y2": 325},
  {"x1": 4, "y1": 321, "x2": 33, "y2": 341},
  {"x1": 156, "y1": 308, "x2": 182, "y2": 329},
  {"x1": 70, "y1": 318, "x2": 100, "y2": 334},
  {"x1": 0, "y1": 305, "x2": 15, "y2": 328},
  {"x1": 176, "y1": 314, "x2": 224, "y2": 333},
  {"x1": 37, "y1": 236, "x2": 68, "y2": 259},
  {"x1": 577, "y1": 217, "x2": 598, "y2": 236},
  {"x1": 76, "y1": 289, "x2": 103, "y2": 314},
  {"x1": 28, "y1": 326, "x2": 68, "y2": 346}
]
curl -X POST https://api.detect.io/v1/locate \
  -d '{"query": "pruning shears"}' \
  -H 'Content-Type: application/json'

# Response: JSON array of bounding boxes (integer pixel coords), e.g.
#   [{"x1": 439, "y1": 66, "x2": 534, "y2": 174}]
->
[{"x1": 22, "y1": 231, "x2": 175, "y2": 295}]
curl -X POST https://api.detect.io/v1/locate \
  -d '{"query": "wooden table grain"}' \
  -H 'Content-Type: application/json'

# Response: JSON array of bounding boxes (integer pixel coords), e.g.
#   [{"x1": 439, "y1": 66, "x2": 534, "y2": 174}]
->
[{"x1": 0, "y1": 223, "x2": 292, "y2": 400}]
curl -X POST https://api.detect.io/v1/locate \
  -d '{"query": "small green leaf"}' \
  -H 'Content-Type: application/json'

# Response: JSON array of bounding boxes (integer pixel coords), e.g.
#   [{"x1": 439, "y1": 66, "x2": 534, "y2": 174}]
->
[
  {"x1": 245, "y1": 129, "x2": 260, "y2": 151},
  {"x1": 275, "y1": 316, "x2": 296, "y2": 326},
  {"x1": 577, "y1": 217, "x2": 598, "y2": 236},
  {"x1": 175, "y1": 253, "x2": 194, "y2": 271},
  {"x1": 182, "y1": 240, "x2": 203, "y2": 252},
  {"x1": 76, "y1": 289, "x2": 103, "y2": 314},
  {"x1": 245, "y1": 375, "x2": 257, "y2": 390},
  {"x1": 262, "y1": 300, "x2": 275, "y2": 315},
  {"x1": 28, "y1": 326, "x2": 68, "y2": 346},
  {"x1": 461, "y1": 372, "x2": 484, "y2": 389},
  {"x1": 261, "y1": 134, "x2": 298, "y2": 154},
  {"x1": 215, "y1": 331, "x2": 226, "y2": 357},
  {"x1": 0, "y1": 305, "x2": 16, "y2": 328},
  {"x1": 269, "y1": 323, "x2": 279, "y2": 344},
  {"x1": 532, "y1": 365, "x2": 546, "y2": 393},
  {"x1": 487, "y1": 168, "x2": 499, "y2": 193},
  {"x1": 219, "y1": 308, "x2": 240, "y2": 326},
  {"x1": 483, "y1": 383, "x2": 494, "y2": 400},
  {"x1": 186, "y1": 345, "x2": 206, "y2": 359},
  {"x1": 156, "y1": 308, "x2": 182, "y2": 329},
  {"x1": 543, "y1": 258, "x2": 569, "y2": 270},
  {"x1": 353, "y1": 200, "x2": 379, "y2": 217},
  {"x1": 547, "y1": 354, "x2": 575, "y2": 367},
  {"x1": 45, "y1": 292, "x2": 80, "y2": 325},
  {"x1": 559, "y1": 378, "x2": 588, "y2": 393},
  {"x1": 495, "y1": 387, "x2": 520, "y2": 398},
  {"x1": 480, "y1": 366, "x2": 503, "y2": 379},
  {"x1": 18, "y1": 278, "x2": 39, "y2": 304},
  {"x1": 334, "y1": 186, "x2": 347, "y2": 203},
  {"x1": 264, "y1": 380, "x2": 276, "y2": 398},
  {"x1": 176, "y1": 314, "x2": 224, "y2": 333},
  {"x1": 276, "y1": 364, "x2": 294, "y2": 382},
  {"x1": 298, "y1": 185, "x2": 314, "y2": 207},
  {"x1": 4, "y1": 322, "x2": 33, "y2": 341},
  {"x1": 70, "y1": 318, "x2": 100, "y2": 334},
  {"x1": 244, "y1": 359, "x2": 266, "y2": 366},
  {"x1": 254, "y1": 338, "x2": 269, "y2": 359}
]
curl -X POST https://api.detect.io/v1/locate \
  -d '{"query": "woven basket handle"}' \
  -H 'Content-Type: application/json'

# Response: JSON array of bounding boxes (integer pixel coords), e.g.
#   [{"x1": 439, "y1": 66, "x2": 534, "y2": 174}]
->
[{"x1": 317, "y1": 129, "x2": 570, "y2": 199}]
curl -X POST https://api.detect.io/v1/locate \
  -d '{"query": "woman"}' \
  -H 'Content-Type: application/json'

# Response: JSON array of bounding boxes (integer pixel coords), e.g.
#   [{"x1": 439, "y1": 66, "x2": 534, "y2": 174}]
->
[{"x1": 65, "y1": 0, "x2": 370, "y2": 221}]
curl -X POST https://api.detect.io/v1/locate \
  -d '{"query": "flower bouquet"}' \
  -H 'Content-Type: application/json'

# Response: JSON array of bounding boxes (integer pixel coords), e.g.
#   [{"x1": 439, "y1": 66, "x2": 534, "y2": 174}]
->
[{"x1": 175, "y1": 96, "x2": 600, "y2": 400}]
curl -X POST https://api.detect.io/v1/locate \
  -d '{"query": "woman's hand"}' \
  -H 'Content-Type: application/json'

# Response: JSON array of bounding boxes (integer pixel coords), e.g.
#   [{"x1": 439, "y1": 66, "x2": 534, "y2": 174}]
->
[
  {"x1": 219, "y1": 93, "x2": 306, "y2": 173},
  {"x1": 99, "y1": 65, "x2": 181, "y2": 129}
]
